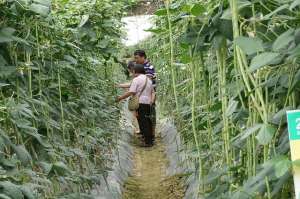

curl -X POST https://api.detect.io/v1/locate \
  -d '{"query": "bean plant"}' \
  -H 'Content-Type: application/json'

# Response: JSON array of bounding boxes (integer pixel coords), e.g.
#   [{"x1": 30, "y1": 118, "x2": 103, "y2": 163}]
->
[
  {"x1": 0, "y1": 0, "x2": 134, "y2": 198},
  {"x1": 144, "y1": 0, "x2": 300, "y2": 198}
]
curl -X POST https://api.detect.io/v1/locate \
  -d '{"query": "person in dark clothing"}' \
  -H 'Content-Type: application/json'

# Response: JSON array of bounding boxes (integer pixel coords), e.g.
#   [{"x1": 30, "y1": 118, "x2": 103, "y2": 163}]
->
[
  {"x1": 134, "y1": 50, "x2": 157, "y2": 141},
  {"x1": 134, "y1": 50, "x2": 156, "y2": 89}
]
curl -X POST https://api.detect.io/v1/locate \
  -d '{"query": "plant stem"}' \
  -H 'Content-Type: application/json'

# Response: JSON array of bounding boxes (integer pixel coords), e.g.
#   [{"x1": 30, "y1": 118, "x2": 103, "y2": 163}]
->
[
  {"x1": 190, "y1": 48, "x2": 203, "y2": 194},
  {"x1": 58, "y1": 67, "x2": 66, "y2": 142},
  {"x1": 165, "y1": 0, "x2": 179, "y2": 114}
]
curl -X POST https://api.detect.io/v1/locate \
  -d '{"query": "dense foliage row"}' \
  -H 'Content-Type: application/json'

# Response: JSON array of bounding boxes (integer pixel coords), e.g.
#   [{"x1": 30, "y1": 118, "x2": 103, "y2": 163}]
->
[
  {"x1": 0, "y1": 0, "x2": 135, "y2": 198},
  {"x1": 145, "y1": 0, "x2": 300, "y2": 198}
]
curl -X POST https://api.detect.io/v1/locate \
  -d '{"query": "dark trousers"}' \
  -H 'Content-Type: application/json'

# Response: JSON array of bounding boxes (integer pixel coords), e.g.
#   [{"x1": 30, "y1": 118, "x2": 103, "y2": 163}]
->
[
  {"x1": 137, "y1": 104, "x2": 153, "y2": 145},
  {"x1": 150, "y1": 104, "x2": 156, "y2": 138}
]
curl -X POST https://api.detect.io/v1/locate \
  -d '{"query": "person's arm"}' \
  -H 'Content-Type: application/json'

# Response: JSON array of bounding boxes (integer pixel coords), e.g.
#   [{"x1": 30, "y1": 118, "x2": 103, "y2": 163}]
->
[
  {"x1": 150, "y1": 64, "x2": 156, "y2": 79},
  {"x1": 117, "y1": 78, "x2": 137, "y2": 102},
  {"x1": 145, "y1": 63, "x2": 156, "y2": 80},
  {"x1": 117, "y1": 82, "x2": 131, "y2": 88},
  {"x1": 117, "y1": 91, "x2": 134, "y2": 102},
  {"x1": 151, "y1": 89, "x2": 156, "y2": 105}
]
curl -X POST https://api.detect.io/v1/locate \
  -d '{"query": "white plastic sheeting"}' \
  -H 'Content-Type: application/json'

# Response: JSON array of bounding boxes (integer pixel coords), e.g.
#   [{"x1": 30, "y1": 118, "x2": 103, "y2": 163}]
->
[
  {"x1": 122, "y1": 15, "x2": 154, "y2": 46},
  {"x1": 159, "y1": 118, "x2": 200, "y2": 199},
  {"x1": 92, "y1": 106, "x2": 135, "y2": 199},
  {"x1": 92, "y1": 107, "x2": 200, "y2": 198}
]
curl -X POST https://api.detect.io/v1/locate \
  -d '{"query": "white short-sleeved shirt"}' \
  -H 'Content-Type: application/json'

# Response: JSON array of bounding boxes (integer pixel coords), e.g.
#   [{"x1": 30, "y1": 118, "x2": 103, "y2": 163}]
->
[{"x1": 129, "y1": 74, "x2": 153, "y2": 104}]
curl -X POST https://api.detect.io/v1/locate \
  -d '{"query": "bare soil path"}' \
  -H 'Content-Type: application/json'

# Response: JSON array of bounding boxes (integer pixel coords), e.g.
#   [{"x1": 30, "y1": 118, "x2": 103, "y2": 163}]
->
[{"x1": 122, "y1": 135, "x2": 184, "y2": 199}]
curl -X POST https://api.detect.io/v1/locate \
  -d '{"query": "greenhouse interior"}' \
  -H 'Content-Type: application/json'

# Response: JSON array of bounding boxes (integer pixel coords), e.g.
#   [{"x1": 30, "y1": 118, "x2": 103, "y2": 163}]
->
[{"x1": 1, "y1": 0, "x2": 300, "y2": 198}]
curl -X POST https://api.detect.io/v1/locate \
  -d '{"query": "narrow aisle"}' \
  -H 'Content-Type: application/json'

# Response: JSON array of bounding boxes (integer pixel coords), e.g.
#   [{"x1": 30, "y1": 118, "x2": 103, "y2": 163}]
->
[{"x1": 122, "y1": 134, "x2": 185, "y2": 199}]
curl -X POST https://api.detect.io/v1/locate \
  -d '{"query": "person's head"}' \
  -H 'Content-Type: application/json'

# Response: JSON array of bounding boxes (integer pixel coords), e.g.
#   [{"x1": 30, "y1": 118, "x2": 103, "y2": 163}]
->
[
  {"x1": 127, "y1": 61, "x2": 135, "y2": 73},
  {"x1": 133, "y1": 64, "x2": 145, "y2": 76},
  {"x1": 127, "y1": 61, "x2": 135, "y2": 76},
  {"x1": 134, "y1": 50, "x2": 147, "y2": 64}
]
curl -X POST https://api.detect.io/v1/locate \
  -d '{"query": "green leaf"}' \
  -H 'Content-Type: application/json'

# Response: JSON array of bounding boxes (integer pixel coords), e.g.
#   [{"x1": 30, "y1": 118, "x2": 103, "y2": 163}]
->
[
  {"x1": 0, "y1": 28, "x2": 27, "y2": 44},
  {"x1": 290, "y1": 0, "x2": 300, "y2": 10},
  {"x1": 0, "y1": 158, "x2": 17, "y2": 169},
  {"x1": 180, "y1": 54, "x2": 192, "y2": 64},
  {"x1": 145, "y1": 28, "x2": 166, "y2": 34},
  {"x1": 29, "y1": 3, "x2": 50, "y2": 16},
  {"x1": 0, "y1": 136, "x2": 6, "y2": 160},
  {"x1": 208, "y1": 102, "x2": 222, "y2": 112},
  {"x1": 232, "y1": 124, "x2": 263, "y2": 148},
  {"x1": 274, "y1": 157, "x2": 291, "y2": 178},
  {"x1": 240, "y1": 124, "x2": 263, "y2": 140},
  {"x1": 264, "y1": 4, "x2": 289, "y2": 19},
  {"x1": 18, "y1": 0, "x2": 31, "y2": 6},
  {"x1": 16, "y1": 124, "x2": 51, "y2": 148},
  {"x1": 287, "y1": 44, "x2": 300, "y2": 61},
  {"x1": 256, "y1": 124, "x2": 276, "y2": 145},
  {"x1": 0, "y1": 83, "x2": 10, "y2": 88},
  {"x1": 154, "y1": 8, "x2": 168, "y2": 16},
  {"x1": 217, "y1": 19, "x2": 233, "y2": 40},
  {"x1": 0, "y1": 129, "x2": 12, "y2": 147},
  {"x1": 203, "y1": 166, "x2": 228, "y2": 184},
  {"x1": 98, "y1": 39, "x2": 109, "y2": 49},
  {"x1": 191, "y1": 3, "x2": 205, "y2": 16},
  {"x1": 39, "y1": 161, "x2": 52, "y2": 174},
  {"x1": 272, "y1": 29, "x2": 295, "y2": 51},
  {"x1": 12, "y1": 145, "x2": 32, "y2": 166},
  {"x1": 221, "y1": 0, "x2": 251, "y2": 19},
  {"x1": 0, "y1": 55, "x2": 8, "y2": 65},
  {"x1": 20, "y1": 185, "x2": 36, "y2": 199},
  {"x1": 0, "y1": 194, "x2": 12, "y2": 199},
  {"x1": 235, "y1": 36, "x2": 264, "y2": 55},
  {"x1": 64, "y1": 55, "x2": 78, "y2": 65},
  {"x1": 0, "y1": 181, "x2": 23, "y2": 199},
  {"x1": 271, "y1": 107, "x2": 293, "y2": 125},
  {"x1": 249, "y1": 52, "x2": 280, "y2": 72},
  {"x1": 295, "y1": 28, "x2": 300, "y2": 45},
  {"x1": 50, "y1": 162, "x2": 72, "y2": 176},
  {"x1": 213, "y1": 35, "x2": 226, "y2": 50},
  {"x1": 181, "y1": 4, "x2": 192, "y2": 12},
  {"x1": 0, "y1": 28, "x2": 14, "y2": 43},
  {"x1": 33, "y1": 0, "x2": 51, "y2": 6},
  {"x1": 226, "y1": 99, "x2": 238, "y2": 117},
  {"x1": 293, "y1": 159, "x2": 300, "y2": 167},
  {"x1": 78, "y1": 15, "x2": 89, "y2": 28}
]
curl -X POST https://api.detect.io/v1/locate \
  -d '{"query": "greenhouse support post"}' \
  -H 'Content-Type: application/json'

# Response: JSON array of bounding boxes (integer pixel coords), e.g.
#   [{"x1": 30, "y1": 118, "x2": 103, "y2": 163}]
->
[{"x1": 286, "y1": 110, "x2": 300, "y2": 199}]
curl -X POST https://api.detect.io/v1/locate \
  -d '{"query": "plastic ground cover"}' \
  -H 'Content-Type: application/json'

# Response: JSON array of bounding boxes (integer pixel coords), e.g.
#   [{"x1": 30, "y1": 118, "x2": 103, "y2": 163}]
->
[
  {"x1": 92, "y1": 107, "x2": 135, "y2": 199},
  {"x1": 159, "y1": 118, "x2": 200, "y2": 199}
]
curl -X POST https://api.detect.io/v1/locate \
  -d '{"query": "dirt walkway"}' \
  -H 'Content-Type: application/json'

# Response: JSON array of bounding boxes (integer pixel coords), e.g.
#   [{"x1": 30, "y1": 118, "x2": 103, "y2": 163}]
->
[{"x1": 122, "y1": 135, "x2": 185, "y2": 199}]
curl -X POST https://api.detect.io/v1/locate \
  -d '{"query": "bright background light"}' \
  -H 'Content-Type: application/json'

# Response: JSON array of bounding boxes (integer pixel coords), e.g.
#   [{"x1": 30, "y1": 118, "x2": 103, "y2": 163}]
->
[{"x1": 122, "y1": 15, "x2": 154, "y2": 46}]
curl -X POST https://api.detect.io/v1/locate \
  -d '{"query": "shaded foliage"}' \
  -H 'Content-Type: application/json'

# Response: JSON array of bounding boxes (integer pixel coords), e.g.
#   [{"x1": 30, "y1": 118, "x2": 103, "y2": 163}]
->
[
  {"x1": 144, "y1": 0, "x2": 300, "y2": 198},
  {"x1": 0, "y1": 0, "x2": 132, "y2": 198}
]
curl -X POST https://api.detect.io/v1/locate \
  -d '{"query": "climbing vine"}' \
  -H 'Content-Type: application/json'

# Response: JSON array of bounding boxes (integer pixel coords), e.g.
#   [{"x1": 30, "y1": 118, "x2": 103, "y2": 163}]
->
[
  {"x1": 145, "y1": 0, "x2": 300, "y2": 198},
  {"x1": 0, "y1": 0, "x2": 135, "y2": 198}
]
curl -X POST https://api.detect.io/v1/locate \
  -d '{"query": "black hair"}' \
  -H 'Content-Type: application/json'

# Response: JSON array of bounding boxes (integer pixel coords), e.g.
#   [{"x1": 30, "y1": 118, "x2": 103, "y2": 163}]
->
[
  {"x1": 127, "y1": 61, "x2": 135, "y2": 69},
  {"x1": 133, "y1": 64, "x2": 145, "y2": 74},
  {"x1": 134, "y1": 50, "x2": 147, "y2": 59}
]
